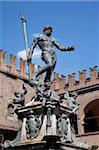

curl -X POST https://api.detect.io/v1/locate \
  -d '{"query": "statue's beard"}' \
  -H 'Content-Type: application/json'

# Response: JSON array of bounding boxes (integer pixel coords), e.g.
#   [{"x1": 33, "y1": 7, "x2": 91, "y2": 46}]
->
[{"x1": 47, "y1": 33, "x2": 51, "y2": 36}]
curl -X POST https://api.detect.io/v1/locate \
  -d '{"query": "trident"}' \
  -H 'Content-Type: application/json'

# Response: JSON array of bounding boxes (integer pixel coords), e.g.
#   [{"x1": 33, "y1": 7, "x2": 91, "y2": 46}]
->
[{"x1": 21, "y1": 16, "x2": 30, "y2": 79}]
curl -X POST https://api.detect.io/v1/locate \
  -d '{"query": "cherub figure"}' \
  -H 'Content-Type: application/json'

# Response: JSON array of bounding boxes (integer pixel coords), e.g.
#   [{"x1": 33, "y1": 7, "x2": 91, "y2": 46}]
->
[{"x1": 12, "y1": 84, "x2": 27, "y2": 114}]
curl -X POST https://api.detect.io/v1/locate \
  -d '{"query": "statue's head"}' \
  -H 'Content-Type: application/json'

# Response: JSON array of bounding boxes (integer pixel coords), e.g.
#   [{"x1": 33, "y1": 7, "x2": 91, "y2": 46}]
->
[{"x1": 43, "y1": 25, "x2": 53, "y2": 36}]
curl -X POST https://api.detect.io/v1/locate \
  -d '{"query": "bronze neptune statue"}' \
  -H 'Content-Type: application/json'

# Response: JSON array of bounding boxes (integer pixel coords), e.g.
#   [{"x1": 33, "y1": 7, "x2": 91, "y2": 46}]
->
[{"x1": 27, "y1": 25, "x2": 74, "y2": 86}]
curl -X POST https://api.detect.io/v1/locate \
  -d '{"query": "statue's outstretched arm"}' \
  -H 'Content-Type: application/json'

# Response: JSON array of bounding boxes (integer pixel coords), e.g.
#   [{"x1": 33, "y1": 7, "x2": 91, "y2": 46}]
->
[
  {"x1": 27, "y1": 37, "x2": 38, "y2": 64},
  {"x1": 52, "y1": 39, "x2": 74, "y2": 52}
]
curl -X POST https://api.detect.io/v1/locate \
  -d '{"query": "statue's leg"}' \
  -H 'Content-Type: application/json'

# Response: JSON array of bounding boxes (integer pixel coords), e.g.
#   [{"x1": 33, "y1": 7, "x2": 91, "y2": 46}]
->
[
  {"x1": 36, "y1": 52, "x2": 53, "y2": 82},
  {"x1": 51, "y1": 52, "x2": 57, "y2": 71},
  {"x1": 44, "y1": 52, "x2": 57, "y2": 83},
  {"x1": 44, "y1": 69, "x2": 52, "y2": 83}
]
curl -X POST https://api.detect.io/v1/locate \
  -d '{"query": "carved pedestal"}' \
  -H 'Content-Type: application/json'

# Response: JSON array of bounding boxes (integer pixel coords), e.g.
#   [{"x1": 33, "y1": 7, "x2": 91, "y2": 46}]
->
[
  {"x1": 3, "y1": 84, "x2": 98, "y2": 150},
  {"x1": 3, "y1": 101, "x2": 97, "y2": 150}
]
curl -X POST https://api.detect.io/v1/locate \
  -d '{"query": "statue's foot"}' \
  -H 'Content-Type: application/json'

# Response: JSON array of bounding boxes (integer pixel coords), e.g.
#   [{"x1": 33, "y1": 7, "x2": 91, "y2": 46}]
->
[{"x1": 29, "y1": 73, "x2": 39, "y2": 87}]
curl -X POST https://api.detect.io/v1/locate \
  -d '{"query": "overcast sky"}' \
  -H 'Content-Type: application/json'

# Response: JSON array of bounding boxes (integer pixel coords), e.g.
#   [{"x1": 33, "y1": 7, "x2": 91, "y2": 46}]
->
[{"x1": 0, "y1": 1, "x2": 99, "y2": 79}]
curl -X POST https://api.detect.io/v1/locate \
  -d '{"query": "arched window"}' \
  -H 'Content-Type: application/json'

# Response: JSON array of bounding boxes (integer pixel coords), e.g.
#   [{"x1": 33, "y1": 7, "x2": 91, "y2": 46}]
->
[{"x1": 84, "y1": 99, "x2": 99, "y2": 133}]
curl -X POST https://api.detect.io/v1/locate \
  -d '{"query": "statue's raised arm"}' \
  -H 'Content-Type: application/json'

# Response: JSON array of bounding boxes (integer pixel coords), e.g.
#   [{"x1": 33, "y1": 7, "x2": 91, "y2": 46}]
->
[{"x1": 27, "y1": 37, "x2": 38, "y2": 64}]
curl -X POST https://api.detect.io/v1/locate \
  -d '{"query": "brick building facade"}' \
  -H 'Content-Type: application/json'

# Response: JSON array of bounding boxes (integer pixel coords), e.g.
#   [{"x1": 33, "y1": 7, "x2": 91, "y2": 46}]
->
[{"x1": 0, "y1": 50, "x2": 99, "y2": 147}]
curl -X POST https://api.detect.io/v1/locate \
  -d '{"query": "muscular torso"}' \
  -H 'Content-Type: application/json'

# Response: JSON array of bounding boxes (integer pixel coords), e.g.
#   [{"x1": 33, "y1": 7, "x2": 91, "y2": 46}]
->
[
  {"x1": 36, "y1": 34, "x2": 55, "y2": 53},
  {"x1": 30, "y1": 33, "x2": 66, "y2": 56}
]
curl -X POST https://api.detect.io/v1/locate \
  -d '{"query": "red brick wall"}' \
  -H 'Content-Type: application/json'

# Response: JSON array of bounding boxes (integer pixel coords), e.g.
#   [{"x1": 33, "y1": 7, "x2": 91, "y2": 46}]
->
[{"x1": 0, "y1": 50, "x2": 99, "y2": 146}]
